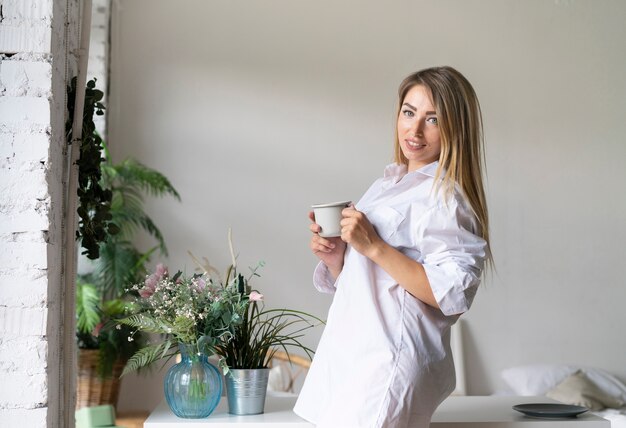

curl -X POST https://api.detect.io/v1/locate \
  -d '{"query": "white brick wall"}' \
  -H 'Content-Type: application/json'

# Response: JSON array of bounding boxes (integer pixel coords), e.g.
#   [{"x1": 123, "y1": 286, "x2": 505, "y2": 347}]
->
[
  {"x1": 0, "y1": 268, "x2": 48, "y2": 307},
  {"x1": 0, "y1": 61, "x2": 54, "y2": 427},
  {"x1": 0, "y1": 409, "x2": 47, "y2": 426},
  {"x1": 0, "y1": 0, "x2": 80, "y2": 426},
  {"x1": 0, "y1": 0, "x2": 54, "y2": 54},
  {"x1": 0, "y1": 335, "x2": 48, "y2": 408},
  {"x1": 88, "y1": 0, "x2": 110, "y2": 137}
]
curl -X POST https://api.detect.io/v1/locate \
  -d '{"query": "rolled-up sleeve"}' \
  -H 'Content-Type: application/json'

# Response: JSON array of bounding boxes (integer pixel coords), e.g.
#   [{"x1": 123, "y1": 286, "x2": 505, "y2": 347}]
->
[
  {"x1": 416, "y1": 199, "x2": 487, "y2": 316},
  {"x1": 313, "y1": 261, "x2": 338, "y2": 294}
]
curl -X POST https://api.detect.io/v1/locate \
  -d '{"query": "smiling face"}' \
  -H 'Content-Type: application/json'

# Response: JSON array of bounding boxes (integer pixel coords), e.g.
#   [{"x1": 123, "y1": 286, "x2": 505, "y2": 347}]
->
[{"x1": 396, "y1": 84, "x2": 442, "y2": 172}]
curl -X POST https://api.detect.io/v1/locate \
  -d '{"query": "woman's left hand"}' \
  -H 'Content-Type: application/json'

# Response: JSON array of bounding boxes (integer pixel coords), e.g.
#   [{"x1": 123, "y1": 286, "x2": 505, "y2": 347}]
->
[{"x1": 340, "y1": 206, "x2": 383, "y2": 258}]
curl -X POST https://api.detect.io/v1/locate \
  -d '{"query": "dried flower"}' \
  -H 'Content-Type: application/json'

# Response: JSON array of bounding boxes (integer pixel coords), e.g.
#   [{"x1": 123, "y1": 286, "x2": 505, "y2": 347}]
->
[{"x1": 249, "y1": 291, "x2": 264, "y2": 302}]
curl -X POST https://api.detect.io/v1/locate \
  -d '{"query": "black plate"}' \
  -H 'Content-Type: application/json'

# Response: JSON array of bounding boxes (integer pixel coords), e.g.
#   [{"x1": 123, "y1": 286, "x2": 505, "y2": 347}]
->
[{"x1": 513, "y1": 403, "x2": 588, "y2": 418}]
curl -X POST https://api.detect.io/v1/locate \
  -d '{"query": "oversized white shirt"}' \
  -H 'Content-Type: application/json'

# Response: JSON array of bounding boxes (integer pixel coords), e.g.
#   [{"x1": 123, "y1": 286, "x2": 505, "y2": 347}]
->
[{"x1": 294, "y1": 161, "x2": 487, "y2": 428}]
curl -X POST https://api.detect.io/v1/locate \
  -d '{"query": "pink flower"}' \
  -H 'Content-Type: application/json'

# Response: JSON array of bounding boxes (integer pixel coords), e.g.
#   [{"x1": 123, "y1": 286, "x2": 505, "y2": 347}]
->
[
  {"x1": 144, "y1": 275, "x2": 157, "y2": 291},
  {"x1": 193, "y1": 277, "x2": 206, "y2": 292},
  {"x1": 139, "y1": 287, "x2": 155, "y2": 298},
  {"x1": 249, "y1": 291, "x2": 264, "y2": 302},
  {"x1": 140, "y1": 264, "x2": 168, "y2": 298},
  {"x1": 140, "y1": 277, "x2": 157, "y2": 298},
  {"x1": 155, "y1": 263, "x2": 168, "y2": 278}
]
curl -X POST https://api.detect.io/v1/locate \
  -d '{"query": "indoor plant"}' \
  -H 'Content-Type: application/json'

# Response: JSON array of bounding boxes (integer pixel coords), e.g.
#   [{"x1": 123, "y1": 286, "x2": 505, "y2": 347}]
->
[
  {"x1": 70, "y1": 77, "x2": 180, "y2": 409},
  {"x1": 117, "y1": 263, "x2": 248, "y2": 418},
  {"x1": 216, "y1": 282, "x2": 323, "y2": 415},
  {"x1": 75, "y1": 277, "x2": 138, "y2": 407},
  {"x1": 210, "y1": 235, "x2": 324, "y2": 415},
  {"x1": 75, "y1": 147, "x2": 180, "y2": 408}
]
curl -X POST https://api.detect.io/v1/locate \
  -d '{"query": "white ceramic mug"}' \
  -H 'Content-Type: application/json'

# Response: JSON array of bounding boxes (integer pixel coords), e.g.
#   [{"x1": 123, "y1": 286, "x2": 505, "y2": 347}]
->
[{"x1": 311, "y1": 201, "x2": 351, "y2": 238}]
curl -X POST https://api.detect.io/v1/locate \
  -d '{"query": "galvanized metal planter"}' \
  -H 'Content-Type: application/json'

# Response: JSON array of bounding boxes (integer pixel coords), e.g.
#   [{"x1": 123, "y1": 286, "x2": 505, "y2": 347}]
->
[{"x1": 225, "y1": 368, "x2": 270, "y2": 415}]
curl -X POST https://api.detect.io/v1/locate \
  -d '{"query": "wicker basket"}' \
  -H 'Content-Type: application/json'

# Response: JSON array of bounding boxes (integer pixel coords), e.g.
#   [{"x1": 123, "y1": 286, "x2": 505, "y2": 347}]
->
[{"x1": 76, "y1": 349, "x2": 125, "y2": 409}]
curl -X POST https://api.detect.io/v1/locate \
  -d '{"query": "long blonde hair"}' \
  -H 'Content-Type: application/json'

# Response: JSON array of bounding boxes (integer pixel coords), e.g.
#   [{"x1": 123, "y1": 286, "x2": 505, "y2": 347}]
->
[{"x1": 394, "y1": 66, "x2": 491, "y2": 259}]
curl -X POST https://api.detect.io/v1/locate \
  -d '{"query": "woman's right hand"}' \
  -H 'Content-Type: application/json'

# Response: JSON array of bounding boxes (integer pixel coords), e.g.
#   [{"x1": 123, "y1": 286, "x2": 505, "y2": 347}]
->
[{"x1": 309, "y1": 211, "x2": 346, "y2": 279}]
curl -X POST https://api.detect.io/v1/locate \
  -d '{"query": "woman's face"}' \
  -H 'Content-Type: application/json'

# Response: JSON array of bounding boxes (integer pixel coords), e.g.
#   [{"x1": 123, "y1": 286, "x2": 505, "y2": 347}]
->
[{"x1": 397, "y1": 84, "x2": 441, "y2": 172}]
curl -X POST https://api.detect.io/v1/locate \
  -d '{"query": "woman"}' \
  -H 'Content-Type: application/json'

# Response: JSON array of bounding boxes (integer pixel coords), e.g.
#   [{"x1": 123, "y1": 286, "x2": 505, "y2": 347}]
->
[{"x1": 294, "y1": 66, "x2": 491, "y2": 428}]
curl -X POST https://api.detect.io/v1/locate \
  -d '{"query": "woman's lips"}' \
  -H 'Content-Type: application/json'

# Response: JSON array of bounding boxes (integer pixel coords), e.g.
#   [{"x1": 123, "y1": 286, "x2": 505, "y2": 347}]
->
[{"x1": 405, "y1": 139, "x2": 425, "y2": 149}]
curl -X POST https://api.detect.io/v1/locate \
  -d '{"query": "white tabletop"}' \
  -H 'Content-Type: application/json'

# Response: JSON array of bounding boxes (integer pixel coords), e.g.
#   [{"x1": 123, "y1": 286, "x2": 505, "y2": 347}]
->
[
  {"x1": 144, "y1": 395, "x2": 308, "y2": 428},
  {"x1": 144, "y1": 395, "x2": 610, "y2": 427},
  {"x1": 431, "y1": 396, "x2": 608, "y2": 428}
]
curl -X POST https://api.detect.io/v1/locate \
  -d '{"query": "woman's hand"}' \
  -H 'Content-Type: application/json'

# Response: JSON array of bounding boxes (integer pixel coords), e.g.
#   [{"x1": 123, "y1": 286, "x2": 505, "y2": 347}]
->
[
  {"x1": 309, "y1": 211, "x2": 347, "y2": 279},
  {"x1": 340, "y1": 206, "x2": 440, "y2": 309},
  {"x1": 340, "y1": 206, "x2": 384, "y2": 259}
]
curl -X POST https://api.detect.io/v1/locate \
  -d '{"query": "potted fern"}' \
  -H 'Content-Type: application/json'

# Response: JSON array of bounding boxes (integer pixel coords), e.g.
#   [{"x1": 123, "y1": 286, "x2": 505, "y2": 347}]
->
[
  {"x1": 75, "y1": 144, "x2": 180, "y2": 409},
  {"x1": 69, "y1": 77, "x2": 180, "y2": 409}
]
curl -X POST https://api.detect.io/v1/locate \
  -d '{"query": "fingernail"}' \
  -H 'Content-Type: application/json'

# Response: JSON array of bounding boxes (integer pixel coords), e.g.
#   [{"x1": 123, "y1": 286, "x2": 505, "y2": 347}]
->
[{"x1": 330, "y1": 243, "x2": 336, "y2": 249}]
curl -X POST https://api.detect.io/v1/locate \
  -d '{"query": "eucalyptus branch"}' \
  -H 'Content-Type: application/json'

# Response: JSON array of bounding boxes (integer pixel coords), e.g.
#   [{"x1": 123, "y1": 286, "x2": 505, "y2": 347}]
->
[{"x1": 67, "y1": 77, "x2": 116, "y2": 259}]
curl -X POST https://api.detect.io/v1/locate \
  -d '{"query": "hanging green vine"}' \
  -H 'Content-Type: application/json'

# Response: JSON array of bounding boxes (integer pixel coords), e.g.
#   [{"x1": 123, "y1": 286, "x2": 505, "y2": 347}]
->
[{"x1": 66, "y1": 77, "x2": 118, "y2": 259}]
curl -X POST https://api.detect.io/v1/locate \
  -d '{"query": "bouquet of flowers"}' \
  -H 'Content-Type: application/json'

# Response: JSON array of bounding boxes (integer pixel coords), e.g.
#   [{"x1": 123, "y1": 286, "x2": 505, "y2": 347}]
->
[{"x1": 118, "y1": 263, "x2": 248, "y2": 375}]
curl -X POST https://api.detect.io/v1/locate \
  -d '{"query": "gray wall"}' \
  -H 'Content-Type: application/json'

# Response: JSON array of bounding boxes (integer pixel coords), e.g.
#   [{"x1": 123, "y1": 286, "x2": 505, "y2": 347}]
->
[{"x1": 107, "y1": 0, "x2": 626, "y2": 411}]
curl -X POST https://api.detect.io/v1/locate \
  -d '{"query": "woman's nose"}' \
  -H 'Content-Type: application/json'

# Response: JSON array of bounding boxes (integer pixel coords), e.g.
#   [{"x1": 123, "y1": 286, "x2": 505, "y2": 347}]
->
[{"x1": 412, "y1": 119, "x2": 424, "y2": 136}]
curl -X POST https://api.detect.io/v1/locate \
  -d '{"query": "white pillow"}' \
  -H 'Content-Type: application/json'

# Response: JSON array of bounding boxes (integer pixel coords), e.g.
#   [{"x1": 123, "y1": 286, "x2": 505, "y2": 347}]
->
[
  {"x1": 500, "y1": 364, "x2": 626, "y2": 403},
  {"x1": 583, "y1": 368, "x2": 626, "y2": 403}
]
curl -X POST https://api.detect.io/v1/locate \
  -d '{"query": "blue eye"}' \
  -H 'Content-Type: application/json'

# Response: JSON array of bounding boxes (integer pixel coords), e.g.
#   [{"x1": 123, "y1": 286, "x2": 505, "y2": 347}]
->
[
  {"x1": 427, "y1": 117, "x2": 438, "y2": 125},
  {"x1": 402, "y1": 109, "x2": 415, "y2": 117}
]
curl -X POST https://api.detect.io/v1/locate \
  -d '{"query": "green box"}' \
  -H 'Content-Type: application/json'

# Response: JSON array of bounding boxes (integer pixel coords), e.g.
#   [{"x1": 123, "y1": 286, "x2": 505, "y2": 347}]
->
[{"x1": 75, "y1": 405, "x2": 116, "y2": 428}]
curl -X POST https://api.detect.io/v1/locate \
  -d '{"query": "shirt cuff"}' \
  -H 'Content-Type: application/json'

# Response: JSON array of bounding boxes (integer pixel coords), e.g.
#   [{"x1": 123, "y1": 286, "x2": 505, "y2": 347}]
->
[
  {"x1": 313, "y1": 261, "x2": 337, "y2": 294},
  {"x1": 423, "y1": 263, "x2": 481, "y2": 316}
]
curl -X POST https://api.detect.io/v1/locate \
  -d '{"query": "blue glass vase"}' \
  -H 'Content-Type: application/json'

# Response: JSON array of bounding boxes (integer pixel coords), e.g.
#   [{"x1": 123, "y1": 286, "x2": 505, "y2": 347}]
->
[{"x1": 164, "y1": 343, "x2": 222, "y2": 418}]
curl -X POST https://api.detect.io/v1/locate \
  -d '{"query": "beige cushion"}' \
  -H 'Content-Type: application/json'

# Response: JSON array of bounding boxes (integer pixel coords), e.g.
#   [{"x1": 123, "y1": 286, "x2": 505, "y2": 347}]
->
[{"x1": 546, "y1": 370, "x2": 624, "y2": 410}]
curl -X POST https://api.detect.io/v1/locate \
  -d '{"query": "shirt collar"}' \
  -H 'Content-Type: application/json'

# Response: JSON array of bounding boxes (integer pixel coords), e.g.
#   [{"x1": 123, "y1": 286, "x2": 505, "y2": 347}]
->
[{"x1": 383, "y1": 161, "x2": 440, "y2": 183}]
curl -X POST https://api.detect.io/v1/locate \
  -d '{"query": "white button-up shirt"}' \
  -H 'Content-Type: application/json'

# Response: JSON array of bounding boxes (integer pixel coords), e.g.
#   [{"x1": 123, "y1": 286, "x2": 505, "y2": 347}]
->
[{"x1": 294, "y1": 162, "x2": 487, "y2": 428}]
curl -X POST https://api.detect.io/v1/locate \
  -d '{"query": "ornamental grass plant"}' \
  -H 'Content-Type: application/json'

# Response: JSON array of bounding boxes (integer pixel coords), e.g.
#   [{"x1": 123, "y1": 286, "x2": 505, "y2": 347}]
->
[
  {"x1": 214, "y1": 274, "x2": 323, "y2": 374},
  {"x1": 207, "y1": 233, "x2": 324, "y2": 374}
]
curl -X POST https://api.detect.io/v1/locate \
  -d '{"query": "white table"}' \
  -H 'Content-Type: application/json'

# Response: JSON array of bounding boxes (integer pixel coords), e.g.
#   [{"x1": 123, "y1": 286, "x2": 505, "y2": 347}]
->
[
  {"x1": 431, "y1": 396, "x2": 609, "y2": 428},
  {"x1": 144, "y1": 395, "x2": 610, "y2": 427}
]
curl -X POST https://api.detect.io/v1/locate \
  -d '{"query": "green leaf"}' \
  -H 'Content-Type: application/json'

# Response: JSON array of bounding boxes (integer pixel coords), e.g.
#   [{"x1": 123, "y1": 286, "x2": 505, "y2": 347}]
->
[
  {"x1": 94, "y1": 240, "x2": 143, "y2": 298},
  {"x1": 215, "y1": 304, "x2": 324, "y2": 370},
  {"x1": 76, "y1": 281, "x2": 101, "y2": 334},
  {"x1": 122, "y1": 341, "x2": 173, "y2": 376},
  {"x1": 117, "y1": 314, "x2": 172, "y2": 334},
  {"x1": 101, "y1": 299, "x2": 127, "y2": 317}
]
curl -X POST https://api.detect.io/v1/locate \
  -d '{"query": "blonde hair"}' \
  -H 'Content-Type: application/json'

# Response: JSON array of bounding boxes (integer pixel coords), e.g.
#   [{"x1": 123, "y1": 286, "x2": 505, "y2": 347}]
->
[{"x1": 394, "y1": 66, "x2": 491, "y2": 259}]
